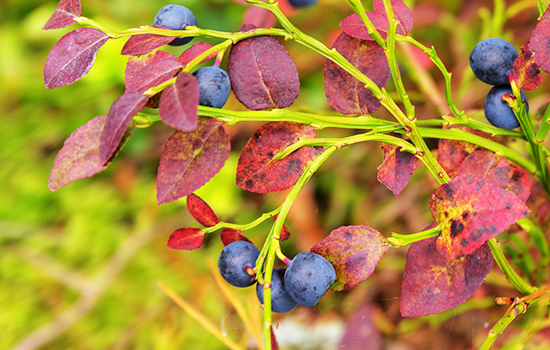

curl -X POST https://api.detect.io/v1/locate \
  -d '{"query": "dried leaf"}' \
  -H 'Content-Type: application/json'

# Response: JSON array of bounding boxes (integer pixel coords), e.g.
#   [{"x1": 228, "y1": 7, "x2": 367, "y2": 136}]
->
[
  {"x1": 400, "y1": 237, "x2": 493, "y2": 317},
  {"x1": 43, "y1": 0, "x2": 81, "y2": 30},
  {"x1": 158, "y1": 72, "x2": 199, "y2": 131},
  {"x1": 167, "y1": 228, "x2": 205, "y2": 250},
  {"x1": 310, "y1": 225, "x2": 390, "y2": 291},
  {"x1": 187, "y1": 193, "x2": 219, "y2": 227},
  {"x1": 377, "y1": 142, "x2": 418, "y2": 197},
  {"x1": 44, "y1": 28, "x2": 109, "y2": 89},
  {"x1": 529, "y1": 6, "x2": 550, "y2": 74},
  {"x1": 324, "y1": 32, "x2": 389, "y2": 114},
  {"x1": 178, "y1": 42, "x2": 217, "y2": 66},
  {"x1": 99, "y1": 93, "x2": 148, "y2": 164},
  {"x1": 156, "y1": 117, "x2": 230, "y2": 204},
  {"x1": 125, "y1": 58, "x2": 182, "y2": 94},
  {"x1": 236, "y1": 122, "x2": 323, "y2": 193},
  {"x1": 454, "y1": 150, "x2": 531, "y2": 202},
  {"x1": 220, "y1": 228, "x2": 253, "y2": 246},
  {"x1": 49, "y1": 116, "x2": 134, "y2": 190},
  {"x1": 121, "y1": 25, "x2": 175, "y2": 56},
  {"x1": 437, "y1": 126, "x2": 494, "y2": 178},
  {"x1": 227, "y1": 24, "x2": 300, "y2": 110},
  {"x1": 430, "y1": 175, "x2": 529, "y2": 260},
  {"x1": 513, "y1": 42, "x2": 543, "y2": 91}
]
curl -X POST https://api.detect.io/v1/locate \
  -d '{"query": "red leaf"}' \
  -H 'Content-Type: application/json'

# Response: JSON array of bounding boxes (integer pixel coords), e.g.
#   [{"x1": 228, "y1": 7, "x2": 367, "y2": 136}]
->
[
  {"x1": 178, "y1": 42, "x2": 217, "y2": 66},
  {"x1": 49, "y1": 116, "x2": 134, "y2": 191},
  {"x1": 437, "y1": 126, "x2": 494, "y2": 178},
  {"x1": 377, "y1": 142, "x2": 418, "y2": 197},
  {"x1": 513, "y1": 42, "x2": 543, "y2": 91},
  {"x1": 156, "y1": 117, "x2": 230, "y2": 204},
  {"x1": 158, "y1": 72, "x2": 199, "y2": 131},
  {"x1": 187, "y1": 193, "x2": 219, "y2": 227},
  {"x1": 340, "y1": 12, "x2": 391, "y2": 41},
  {"x1": 243, "y1": 6, "x2": 277, "y2": 29},
  {"x1": 227, "y1": 24, "x2": 300, "y2": 110},
  {"x1": 100, "y1": 93, "x2": 149, "y2": 164},
  {"x1": 430, "y1": 175, "x2": 529, "y2": 260},
  {"x1": 529, "y1": 6, "x2": 550, "y2": 74},
  {"x1": 43, "y1": 0, "x2": 81, "y2": 30},
  {"x1": 310, "y1": 225, "x2": 390, "y2": 291},
  {"x1": 236, "y1": 122, "x2": 323, "y2": 193},
  {"x1": 274, "y1": 215, "x2": 291, "y2": 242},
  {"x1": 324, "y1": 32, "x2": 389, "y2": 114},
  {"x1": 125, "y1": 51, "x2": 178, "y2": 90},
  {"x1": 44, "y1": 28, "x2": 109, "y2": 89},
  {"x1": 121, "y1": 25, "x2": 175, "y2": 56},
  {"x1": 400, "y1": 237, "x2": 493, "y2": 317},
  {"x1": 338, "y1": 305, "x2": 381, "y2": 350},
  {"x1": 271, "y1": 326, "x2": 280, "y2": 350},
  {"x1": 220, "y1": 228, "x2": 253, "y2": 246},
  {"x1": 454, "y1": 150, "x2": 531, "y2": 202},
  {"x1": 167, "y1": 228, "x2": 205, "y2": 250},
  {"x1": 373, "y1": 0, "x2": 413, "y2": 35},
  {"x1": 125, "y1": 59, "x2": 182, "y2": 94}
]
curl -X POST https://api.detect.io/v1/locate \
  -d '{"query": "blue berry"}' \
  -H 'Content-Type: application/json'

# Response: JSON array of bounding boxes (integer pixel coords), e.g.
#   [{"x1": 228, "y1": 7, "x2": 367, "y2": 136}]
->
[
  {"x1": 218, "y1": 241, "x2": 259, "y2": 287},
  {"x1": 256, "y1": 268, "x2": 298, "y2": 313},
  {"x1": 284, "y1": 252, "x2": 336, "y2": 307},
  {"x1": 484, "y1": 85, "x2": 528, "y2": 130},
  {"x1": 288, "y1": 0, "x2": 317, "y2": 8},
  {"x1": 192, "y1": 66, "x2": 231, "y2": 109},
  {"x1": 470, "y1": 38, "x2": 518, "y2": 85},
  {"x1": 153, "y1": 5, "x2": 197, "y2": 46}
]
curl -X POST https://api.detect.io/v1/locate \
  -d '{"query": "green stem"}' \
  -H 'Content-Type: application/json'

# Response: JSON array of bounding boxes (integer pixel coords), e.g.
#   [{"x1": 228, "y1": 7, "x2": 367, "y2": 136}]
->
[
  {"x1": 387, "y1": 225, "x2": 442, "y2": 247},
  {"x1": 346, "y1": 0, "x2": 387, "y2": 48},
  {"x1": 535, "y1": 102, "x2": 550, "y2": 143},
  {"x1": 516, "y1": 218, "x2": 550, "y2": 257},
  {"x1": 488, "y1": 238, "x2": 535, "y2": 296},
  {"x1": 479, "y1": 302, "x2": 527, "y2": 350},
  {"x1": 203, "y1": 207, "x2": 282, "y2": 234}
]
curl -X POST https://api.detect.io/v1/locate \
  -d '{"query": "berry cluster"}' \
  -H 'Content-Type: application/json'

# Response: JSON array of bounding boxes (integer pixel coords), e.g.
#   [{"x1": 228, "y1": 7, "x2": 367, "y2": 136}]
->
[
  {"x1": 469, "y1": 37, "x2": 528, "y2": 129},
  {"x1": 218, "y1": 242, "x2": 336, "y2": 313}
]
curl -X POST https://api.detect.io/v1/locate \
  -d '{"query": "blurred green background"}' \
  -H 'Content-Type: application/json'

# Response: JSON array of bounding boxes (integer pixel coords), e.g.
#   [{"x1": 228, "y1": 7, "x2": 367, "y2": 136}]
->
[{"x1": 2, "y1": 0, "x2": 549, "y2": 349}]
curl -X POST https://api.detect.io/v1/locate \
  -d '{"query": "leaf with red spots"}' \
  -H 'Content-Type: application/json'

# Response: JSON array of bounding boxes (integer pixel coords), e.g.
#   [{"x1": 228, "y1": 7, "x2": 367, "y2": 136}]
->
[
  {"x1": 99, "y1": 93, "x2": 149, "y2": 164},
  {"x1": 324, "y1": 32, "x2": 390, "y2": 115},
  {"x1": 125, "y1": 51, "x2": 178, "y2": 90},
  {"x1": 158, "y1": 72, "x2": 199, "y2": 131},
  {"x1": 227, "y1": 24, "x2": 300, "y2": 110},
  {"x1": 310, "y1": 225, "x2": 390, "y2": 291},
  {"x1": 236, "y1": 122, "x2": 323, "y2": 193},
  {"x1": 167, "y1": 228, "x2": 205, "y2": 250},
  {"x1": 121, "y1": 25, "x2": 175, "y2": 56},
  {"x1": 44, "y1": 28, "x2": 109, "y2": 89},
  {"x1": 437, "y1": 126, "x2": 494, "y2": 178},
  {"x1": 377, "y1": 142, "x2": 418, "y2": 197},
  {"x1": 157, "y1": 117, "x2": 230, "y2": 204},
  {"x1": 43, "y1": 0, "x2": 81, "y2": 30},
  {"x1": 373, "y1": 0, "x2": 413, "y2": 35},
  {"x1": 529, "y1": 6, "x2": 550, "y2": 74},
  {"x1": 220, "y1": 228, "x2": 253, "y2": 246},
  {"x1": 454, "y1": 150, "x2": 531, "y2": 202},
  {"x1": 178, "y1": 42, "x2": 217, "y2": 66},
  {"x1": 49, "y1": 116, "x2": 134, "y2": 191},
  {"x1": 338, "y1": 305, "x2": 381, "y2": 350},
  {"x1": 513, "y1": 42, "x2": 543, "y2": 91},
  {"x1": 125, "y1": 58, "x2": 182, "y2": 94},
  {"x1": 187, "y1": 193, "x2": 219, "y2": 227},
  {"x1": 400, "y1": 236, "x2": 493, "y2": 317},
  {"x1": 430, "y1": 175, "x2": 529, "y2": 260}
]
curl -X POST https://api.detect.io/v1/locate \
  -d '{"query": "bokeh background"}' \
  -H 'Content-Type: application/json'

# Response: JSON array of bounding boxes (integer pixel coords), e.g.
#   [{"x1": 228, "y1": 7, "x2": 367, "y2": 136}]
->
[{"x1": 2, "y1": 0, "x2": 550, "y2": 349}]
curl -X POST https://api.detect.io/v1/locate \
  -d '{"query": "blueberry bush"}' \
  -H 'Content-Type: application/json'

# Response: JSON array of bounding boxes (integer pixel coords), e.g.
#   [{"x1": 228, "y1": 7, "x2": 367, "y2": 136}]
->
[{"x1": 37, "y1": 0, "x2": 550, "y2": 348}]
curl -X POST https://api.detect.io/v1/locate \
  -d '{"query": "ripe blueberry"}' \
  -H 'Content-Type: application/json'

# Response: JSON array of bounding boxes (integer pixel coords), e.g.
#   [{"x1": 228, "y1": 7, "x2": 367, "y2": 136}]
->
[
  {"x1": 256, "y1": 267, "x2": 298, "y2": 313},
  {"x1": 218, "y1": 241, "x2": 259, "y2": 287},
  {"x1": 288, "y1": 0, "x2": 317, "y2": 8},
  {"x1": 192, "y1": 66, "x2": 231, "y2": 109},
  {"x1": 484, "y1": 85, "x2": 528, "y2": 130},
  {"x1": 284, "y1": 252, "x2": 336, "y2": 307},
  {"x1": 153, "y1": 5, "x2": 197, "y2": 46},
  {"x1": 469, "y1": 38, "x2": 518, "y2": 86}
]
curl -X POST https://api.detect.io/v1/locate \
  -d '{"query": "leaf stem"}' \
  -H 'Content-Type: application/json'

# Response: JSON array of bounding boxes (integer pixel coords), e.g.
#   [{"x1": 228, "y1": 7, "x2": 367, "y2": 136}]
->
[
  {"x1": 478, "y1": 302, "x2": 527, "y2": 350},
  {"x1": 387, "y1": 225, "x2": 441, "y2": 247},
  {"x1": 488, "y1": 238, "x2": 535, "y2": 296}
]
